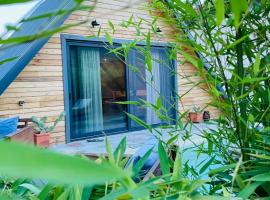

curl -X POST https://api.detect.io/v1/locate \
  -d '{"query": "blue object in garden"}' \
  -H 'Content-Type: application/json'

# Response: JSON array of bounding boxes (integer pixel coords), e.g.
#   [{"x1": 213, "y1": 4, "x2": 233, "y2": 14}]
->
[
  {"x1": 0, "y1": 116, "x2": 19, "y2": 138},
  {"x1": 127, "y1": 135, "x2": 159, "y2": 181}
]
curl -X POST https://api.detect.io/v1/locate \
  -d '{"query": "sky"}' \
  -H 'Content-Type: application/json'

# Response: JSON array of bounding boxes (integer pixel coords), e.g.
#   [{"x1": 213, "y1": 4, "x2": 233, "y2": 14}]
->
[{"x1": 0, "y1": 1, "x2": 38, "y2": 35}]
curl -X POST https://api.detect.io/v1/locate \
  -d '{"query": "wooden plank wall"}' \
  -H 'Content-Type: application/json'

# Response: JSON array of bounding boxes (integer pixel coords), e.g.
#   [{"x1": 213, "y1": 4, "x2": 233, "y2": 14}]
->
[{"x1": 0, "y1": 0, "x2": 220, "y2": 144}]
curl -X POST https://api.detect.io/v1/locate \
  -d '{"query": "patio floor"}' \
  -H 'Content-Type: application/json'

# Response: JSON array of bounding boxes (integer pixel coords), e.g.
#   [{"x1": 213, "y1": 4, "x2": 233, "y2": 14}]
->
[{"x1": 51, "y1": 122, "x2": 217, "y2": 156}]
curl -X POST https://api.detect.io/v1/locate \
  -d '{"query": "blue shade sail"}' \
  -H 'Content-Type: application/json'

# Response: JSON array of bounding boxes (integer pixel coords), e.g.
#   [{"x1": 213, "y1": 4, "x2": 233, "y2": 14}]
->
[{"x1": 0, "y1": 0, "x2": 75, "y2": 95}]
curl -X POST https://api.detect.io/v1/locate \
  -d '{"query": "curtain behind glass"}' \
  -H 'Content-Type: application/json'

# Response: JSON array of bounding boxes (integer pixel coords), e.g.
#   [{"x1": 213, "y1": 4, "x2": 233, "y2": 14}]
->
[
  {"x1": 159, "y1": 49, "x2": 175, "y2": 124},
  {"x1": 71, "y1": 46, "x2": 103, "y2": 137},
  {"x1": 127, "y1": 49, "x2": 147, "y2": 128},
  {"x1": 146, "y1": 49, "x2": 161, "y2": 124}
]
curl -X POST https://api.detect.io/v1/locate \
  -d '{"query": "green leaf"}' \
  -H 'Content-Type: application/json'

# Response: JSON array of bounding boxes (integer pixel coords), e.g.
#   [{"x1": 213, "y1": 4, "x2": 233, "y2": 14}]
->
[
  {"x1": 105, "y1": 137, "x2": 115, "y2": 164},
  {"x1": 108, "y1": 20, "x2": 115, "y2": 34},
  {"x1": 215, "y1": 0, "x2": 224, "y2": 25},
  {"x1": 158, "y1": 140, "x2": 170, "y2": 175},
  {"x1": 179, "y1": 50, "x2": 202, "y2": 68},
  {"x1": 223, "y1": 34, "x2": 249, "y2": 50},
  {"x1": 166, "y1": 134, "x2": 179, "y2": 145},
  {"x1": 105, "y1": 32, "x2": 113, "y2": 45},
  {"x1": 5, "y1": 25, "x2": 20, "y2": 31},
  {"x1": 230, "y1": 0, "x2": 248, "y2": 28},
  {"x1": 172, "y1": 150, "x2": 182, "y2": 180},
  {"x1": 156, "y1": 96, "x2": 163, "y2": 109},
  {"x1": 250, "y1": 172, "x2": 270, "y2": 182},
  {"x1": 174, "y1": 0, "x2": 197, "y2": 17},
  {"x1": 81, "y1": 186, "x2": 93, "y2": 200},
  {"x1": 199, "y1": 156, "x2": 216, "y2": 174},
  {"x1": 114, "y1": 101, "x2": 141, "y2": 105},
  {"x1": 19, "y1": 183, "x2": 41, "y2": 195},
  {"x1": 253, "y1": 53, "x2": 261, "y2": 75},
  {"x1": 125, "y1": 112, "x2": 152, "y2": 130},
  {"x1": 0, "y1": 0, "x2": 33, "y2": 4},
  {"x1": 146, "y1": 32, "x2": 151, "y2": 50},
  {"x1": 38, "y1": 183, "x2": 54, "y2": 200},
  {"x1": 209, "y1": 163, "x2": 237, "y2": 176},
  {"x1": 0, "y1": 23, "x2": 82, "y2": 45},
  {"x1": 114, "y1": 137, "x2": 126, "y2": 163},
  {"x1": 231, "y1": 156, "x2": 242, "y2": 188},
  {"x1": 0, "y1": 57, "x2": 18, "y2": 65},
  {"x1": 0, "y1": 141, "x2": 125, "y2": 185},
  {"x1": 133, "y1": 148, "x2": 153, "y2": 176},
  {"x1": 238, "y1": 182, "x2": 262, "y2": 199}
]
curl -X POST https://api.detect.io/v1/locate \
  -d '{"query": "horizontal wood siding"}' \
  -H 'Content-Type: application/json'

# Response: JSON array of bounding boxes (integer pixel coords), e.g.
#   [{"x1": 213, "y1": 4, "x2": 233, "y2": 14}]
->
[{"x1": 0, "y1": 0, "x2": 220, "y2": 144}]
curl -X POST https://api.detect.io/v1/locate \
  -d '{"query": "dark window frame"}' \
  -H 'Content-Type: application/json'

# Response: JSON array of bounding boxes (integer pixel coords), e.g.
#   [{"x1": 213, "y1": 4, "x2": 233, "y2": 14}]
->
[{"x1": 61, "y1": 34, "x2": 178, "y2": 142}]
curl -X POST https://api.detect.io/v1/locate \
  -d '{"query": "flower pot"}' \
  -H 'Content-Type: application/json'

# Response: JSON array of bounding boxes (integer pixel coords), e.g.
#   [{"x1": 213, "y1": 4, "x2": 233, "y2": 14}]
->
[
  {"x1": 34, "y1": 133, "x2": 50, "y2": 147},
  {"x1": 189, "y1": 112, "x2": 203, "y2": 123},
  {"x1": 203, "y1": 111, "x2": 211, "y2": 121}
]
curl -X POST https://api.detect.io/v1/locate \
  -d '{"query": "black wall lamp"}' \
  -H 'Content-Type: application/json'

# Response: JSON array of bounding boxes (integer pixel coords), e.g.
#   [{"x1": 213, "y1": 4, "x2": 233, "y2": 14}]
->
[
  {"x1": 156, "y1": 27, "x2": 162, "y2": 33},
  {"x1": 91, "y1": 20, "x2": 100, "y2": 28},
  {"x1": 18, "y1": 100, "x2": 25, "y2": 107}
]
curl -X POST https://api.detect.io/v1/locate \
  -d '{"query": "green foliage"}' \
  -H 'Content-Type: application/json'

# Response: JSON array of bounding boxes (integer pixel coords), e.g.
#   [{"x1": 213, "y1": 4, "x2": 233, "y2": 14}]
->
[
  {"x1": 192, "y1": 105, "x2": 204, "y2": 113},
  {"x1": 31, "y1": 112, "x2": 65, "y2": 133},
  {"x1": 1, "y1": 0, "x2": 270, "y2": 199},
  {"x1": 151, "y1": 0, "x2": 270, "y2": 198}
]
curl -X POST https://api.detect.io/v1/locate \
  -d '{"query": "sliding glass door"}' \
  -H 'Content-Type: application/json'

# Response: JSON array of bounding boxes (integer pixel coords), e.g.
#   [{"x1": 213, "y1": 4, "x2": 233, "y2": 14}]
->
[
  {"x1": 66, "y1": 40, "x2": 175, "y2": 141},
  {"x1": 69, "y1": 45, "x2": 127, "y2": 140},
  {"x1": 127, "y1": 47, "x2": 176, "y2": 129}
]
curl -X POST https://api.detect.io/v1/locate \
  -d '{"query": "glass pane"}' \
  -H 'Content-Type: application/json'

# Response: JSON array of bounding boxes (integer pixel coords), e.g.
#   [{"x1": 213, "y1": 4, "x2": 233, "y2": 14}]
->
[
  {"x1": 127, "y1": 48, "x2": 175, "y2": 128},
  {"x1": 127, "y1": 49, "x2": 147, "y2": 128},
  {"x1": 100, "y1": 48, "x2": 127, "y2": 131},
  {"x1": 159, "y1": 48, "x2": 176, "y2": 124},
  {"x1": 69, "y1": 45, "x2": 127, "y2": 140}
]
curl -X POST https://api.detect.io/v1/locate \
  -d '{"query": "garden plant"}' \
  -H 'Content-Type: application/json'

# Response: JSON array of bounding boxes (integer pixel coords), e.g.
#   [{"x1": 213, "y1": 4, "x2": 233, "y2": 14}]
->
[{"x1": 0, "y1": 0, "x2": 269, "y2": 199}]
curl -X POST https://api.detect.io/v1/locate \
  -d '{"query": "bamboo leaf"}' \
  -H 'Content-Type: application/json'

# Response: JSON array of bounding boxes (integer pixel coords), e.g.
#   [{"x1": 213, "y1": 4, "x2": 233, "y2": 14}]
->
[
  {"x1": 19, "y1": 183, "x2": 41, "y2": 195},
  {"x1": 250, "y1": 172, "x2": 270, "y2": 181},
  {"x1": 231, "y1": 156, "x2": 242, "y2": 188},
  {"x1": 108, "y1": 20, "x2": 115, "y2": 34},
  {"x1": 172, "y1": 149, "x2": 182, "y2": 180},
  {"x1": 199, "y1": 156, "x2": 216, "y2": 174},
  {"x1": 105, "y1": 137, "x2": 115, "y2": 164},
  {"x1": 209, "y1": 163, "x2": 237, "y2": 176},
  {"x1": 230, "y1": 0, "x2": 248, "y2": 28},
  {"x1": 0, "y1": 57, "x2": 17, "y2": 65},
  {"x1": 0, "y1": 23, "x2": 82, "y2": 45},
  {"x1": 125, "y1": 112, "x2": 152, "y2": 130},
  {"x1": 114, "y1": 137, "x2": 126, "y2": 163},
  {"x1": 0, "y1": 0, "x2": 33, "y2": 4},
  {"x1": 0, "y1": 141, "x2": 125, "y2": 185},
  {"x1": 158, "y1": 140, "x2": 170, "y2": 176},
  {"x1": 253, "y1": 53, "x2": 261, "y2": 76},
  {"x1": 38, "y1": 183, "x2": 54, "y2": 200},
  {"x1": 105, "y1": 32, "x2": 113, "y2": 45},
  {"x1": 238, "y1": 182, "x2": 262, "y2": 199},
  {"x1": 215, "y1": 0, "x2": 224, "y2": 25},
  {"x1": 174, "y1": 0, "x2": 197, "y2": 17},
  {"x1": 133, "y1": 148, "x2": 153, "y2": 176},
  {"x1": 114, "y1": 101, "x2": 141, "y2": 105},
  {"x1": 223, "y1": 34, "x2": 249, "y2": 50}
]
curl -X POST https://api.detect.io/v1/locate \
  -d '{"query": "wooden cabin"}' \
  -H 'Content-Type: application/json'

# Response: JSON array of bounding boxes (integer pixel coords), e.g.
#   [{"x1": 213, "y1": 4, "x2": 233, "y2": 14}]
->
[{"x1": 0, "y1": 0, "x2": 219, "y2": 144}]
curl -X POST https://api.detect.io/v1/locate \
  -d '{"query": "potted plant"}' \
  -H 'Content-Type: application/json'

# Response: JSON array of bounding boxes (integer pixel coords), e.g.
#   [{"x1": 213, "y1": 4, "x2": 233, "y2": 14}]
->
[
  {"x1": 31, "y1": 112, "x2": 65, "y2": 147},
  {"x1": 188, "y1": 106, "x2": 203, "y2": 123}
]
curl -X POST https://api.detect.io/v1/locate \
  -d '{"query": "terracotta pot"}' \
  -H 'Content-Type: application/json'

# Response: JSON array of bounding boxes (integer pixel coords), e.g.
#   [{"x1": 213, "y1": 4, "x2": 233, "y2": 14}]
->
[
  {"x1": 189, "y1": 112, "x2": 203, "y2": 123},
  {"x1": 34, "y1": 133, "x2": 50, "y2": 147}
]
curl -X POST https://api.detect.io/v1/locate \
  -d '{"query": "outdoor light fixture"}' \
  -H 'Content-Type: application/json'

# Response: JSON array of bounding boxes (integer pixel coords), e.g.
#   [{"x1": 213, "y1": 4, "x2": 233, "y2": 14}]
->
[
  {"x1": 18, "y1": 100, "x2": 25, "y2": 107},
  {"x1": 91, "y1": 20, "x2": 100, "y2": 28},
  {"x1": 156, "y1": 27, "x2": 162, "y2": 33}
]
